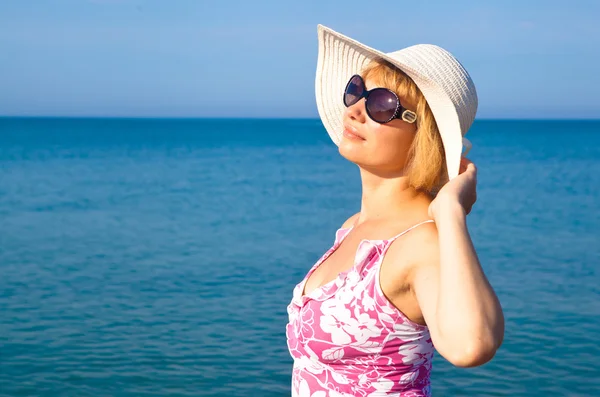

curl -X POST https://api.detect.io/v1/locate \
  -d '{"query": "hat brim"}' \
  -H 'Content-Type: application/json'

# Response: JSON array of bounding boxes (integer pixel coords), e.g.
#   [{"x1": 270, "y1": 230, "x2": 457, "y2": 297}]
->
[{"x1": 315, "y1": 24, "x2": 465, "y2": 180}]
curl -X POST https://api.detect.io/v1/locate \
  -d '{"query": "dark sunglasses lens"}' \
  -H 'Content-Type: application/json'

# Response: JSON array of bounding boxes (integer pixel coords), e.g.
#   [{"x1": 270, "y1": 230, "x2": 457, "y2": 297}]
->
[
  {"x1": 344, "y1": 76, "x2": 364, "y2": 107},
  {"x1": 368, "y1": 89, "x2": 398, "y2": 123}
]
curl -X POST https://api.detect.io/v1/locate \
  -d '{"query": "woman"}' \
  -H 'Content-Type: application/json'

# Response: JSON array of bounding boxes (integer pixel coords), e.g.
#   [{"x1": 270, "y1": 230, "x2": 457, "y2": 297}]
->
[{"x1": 286, "y1": 25, "x2": 505, "y2": 396}]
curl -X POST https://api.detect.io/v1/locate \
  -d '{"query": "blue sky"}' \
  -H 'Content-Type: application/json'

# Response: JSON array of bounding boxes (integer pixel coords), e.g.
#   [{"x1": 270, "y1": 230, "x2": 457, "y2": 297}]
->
[{"x1": 1, "y1": 0, "x2": 599, "y2": 118}]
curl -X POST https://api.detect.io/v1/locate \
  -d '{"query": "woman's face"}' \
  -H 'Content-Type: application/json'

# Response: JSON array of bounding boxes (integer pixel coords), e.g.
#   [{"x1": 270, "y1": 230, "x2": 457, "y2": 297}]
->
[{"x1": 339, "y1": 78, "x2": 418, "y2": 176}]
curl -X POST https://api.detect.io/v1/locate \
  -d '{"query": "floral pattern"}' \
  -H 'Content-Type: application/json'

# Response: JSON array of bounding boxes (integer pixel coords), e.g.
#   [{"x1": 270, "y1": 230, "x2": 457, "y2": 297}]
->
[{"x1": 286, "y1": 222, "x2": 436, "y2": 397}]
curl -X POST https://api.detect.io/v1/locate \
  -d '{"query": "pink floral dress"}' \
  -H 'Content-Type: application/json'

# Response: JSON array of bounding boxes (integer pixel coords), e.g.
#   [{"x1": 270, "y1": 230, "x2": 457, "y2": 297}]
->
[{"x1": 286, "y1": 221, "x2": 436, "y2": 397}]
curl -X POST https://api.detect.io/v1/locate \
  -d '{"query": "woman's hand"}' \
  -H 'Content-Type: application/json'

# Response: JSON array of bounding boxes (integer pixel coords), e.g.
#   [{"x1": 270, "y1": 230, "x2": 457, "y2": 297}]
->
[{"x1": 429, "y1": 157, "x2": 478, "y2": 220}]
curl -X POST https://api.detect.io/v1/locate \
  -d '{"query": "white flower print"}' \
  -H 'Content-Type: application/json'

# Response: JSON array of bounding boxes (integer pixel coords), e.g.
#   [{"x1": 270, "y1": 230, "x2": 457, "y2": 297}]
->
[
  {"x1": 321, "y1": 346, "x2": 345, "y2": 361},
  {"x1": 299, "y1": 306, "x2": 316, "y2": 339},
  {"x1": 348, "y1": 308, "x2": 382, "y2": 344},
  {"x1": 320, "y1": 299, "x2": 380, "y2": 346},
  {"x1": 398, "y1": 342, "x2": 432, "y2": 366},
  {"x1": 336, "y1": 282, "x2": 356, "y2": 305},
  {"x1": 321, "y1": 296, "x2": 351, "y2": 317},
  {"x1": 296, "y1": 379, "x2": 326, "y2": 397},
  {"x1": 377, "y1": 311, "x2": 395, "y2": 326},
  {"x1": 296, "y1": 355, "x2": 325, "y2": 375},
  {"x1": 361, "y1": 287, "x2": 376, "y2": 311},
  {"x1": 336, "y1": 270, "x2": 364, "y2": 304},
  {"x1": 367, "y1": 377, "x2": 394, "y2": 396},
  {"x1": 320, "y1": 299, "x2": 353, "y2": 345},
  {"x1": 345, "y1": 270, "x2": 361, "y2": 288},
  {"x1": 320, "y1": 314, "x2": 352, "y2": 345},
  {"x1": 399, "y1": 370, "x2": 419, "y2": 385}
]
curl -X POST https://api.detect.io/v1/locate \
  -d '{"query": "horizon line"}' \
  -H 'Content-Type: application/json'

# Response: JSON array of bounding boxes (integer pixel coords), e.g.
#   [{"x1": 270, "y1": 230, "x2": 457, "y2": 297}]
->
[{"x1": 1, "y1": 115, "x2": 600, "y2": 122}]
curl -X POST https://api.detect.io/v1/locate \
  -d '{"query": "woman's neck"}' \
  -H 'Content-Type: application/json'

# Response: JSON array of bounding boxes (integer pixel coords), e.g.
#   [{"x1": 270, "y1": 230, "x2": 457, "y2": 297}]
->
[{"x1": 356, "y1": 169, "x2": 429, "y2": 225}]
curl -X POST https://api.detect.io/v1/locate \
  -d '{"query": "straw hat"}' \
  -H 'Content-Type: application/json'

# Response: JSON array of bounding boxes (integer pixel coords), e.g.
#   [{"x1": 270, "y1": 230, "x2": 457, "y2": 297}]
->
[{"x1": 315, "y1": 24, "x2": 478, "y2": 180}]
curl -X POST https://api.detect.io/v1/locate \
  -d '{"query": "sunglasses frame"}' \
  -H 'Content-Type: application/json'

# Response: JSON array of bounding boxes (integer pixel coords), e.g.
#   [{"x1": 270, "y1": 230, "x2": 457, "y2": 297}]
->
[{"x1": 343, "y1": 74, "x2": 417, "y2": 124}]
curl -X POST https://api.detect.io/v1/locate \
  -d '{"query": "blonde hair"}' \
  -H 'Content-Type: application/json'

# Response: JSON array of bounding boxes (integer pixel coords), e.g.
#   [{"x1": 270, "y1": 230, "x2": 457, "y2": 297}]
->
[{"x1": 361, "y1": 59, "x2": 447, "y2": 193}]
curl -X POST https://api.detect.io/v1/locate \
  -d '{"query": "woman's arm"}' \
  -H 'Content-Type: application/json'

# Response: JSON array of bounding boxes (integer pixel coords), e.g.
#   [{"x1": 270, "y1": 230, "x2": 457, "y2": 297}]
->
[{"x1": 411, "y1": 159, "x2": 504, "y2": 367}]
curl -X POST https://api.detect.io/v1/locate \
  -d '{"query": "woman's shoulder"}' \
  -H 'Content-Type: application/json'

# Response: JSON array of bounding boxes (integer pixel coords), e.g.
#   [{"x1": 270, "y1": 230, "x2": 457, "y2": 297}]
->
[
  {"x1": 384, "y1": 219, "x2": 440, "y2": 278},
  {"x1": 379, "y1": 218, "x2": 439, "y2": 308},
  {"x1": 340, "y1": 212, "x2": 361, "y2": 229}
]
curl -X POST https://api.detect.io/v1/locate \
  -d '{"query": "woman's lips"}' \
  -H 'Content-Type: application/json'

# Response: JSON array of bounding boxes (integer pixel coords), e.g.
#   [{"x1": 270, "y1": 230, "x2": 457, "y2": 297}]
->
[{"x1": 342, "y1": 125, "x2": 365, "y2": 141}]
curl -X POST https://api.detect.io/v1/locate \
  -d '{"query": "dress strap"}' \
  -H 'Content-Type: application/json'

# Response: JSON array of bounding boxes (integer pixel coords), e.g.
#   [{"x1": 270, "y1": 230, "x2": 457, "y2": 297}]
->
[{"x1": 387, "y1": 219, "x2": 435, "y2": 243}]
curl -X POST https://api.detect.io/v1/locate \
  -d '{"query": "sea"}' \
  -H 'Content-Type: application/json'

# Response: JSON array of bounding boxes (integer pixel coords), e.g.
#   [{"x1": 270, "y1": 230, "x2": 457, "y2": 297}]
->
[{"x1": 1, "y1": 118, "x2": 599, "y2": 396}]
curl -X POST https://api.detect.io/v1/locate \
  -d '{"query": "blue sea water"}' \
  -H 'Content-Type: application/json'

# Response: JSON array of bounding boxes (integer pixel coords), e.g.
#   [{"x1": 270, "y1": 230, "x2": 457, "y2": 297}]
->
[{"x1": 0, "y1": 118, "x2": 599, "y2": 397}]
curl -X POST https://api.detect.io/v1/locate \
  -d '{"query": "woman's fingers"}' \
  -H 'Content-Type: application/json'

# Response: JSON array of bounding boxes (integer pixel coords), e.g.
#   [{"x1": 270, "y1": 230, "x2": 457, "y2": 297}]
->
[{"x1": 459, "y1": 157, "x2": 476, "y2": 175}]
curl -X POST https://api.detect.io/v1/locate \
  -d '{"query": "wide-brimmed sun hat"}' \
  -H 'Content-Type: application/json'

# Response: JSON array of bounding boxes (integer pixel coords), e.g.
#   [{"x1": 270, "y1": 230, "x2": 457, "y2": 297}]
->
[{"x1": 315, "y1": 24, "x2": 478, "y2": 180}]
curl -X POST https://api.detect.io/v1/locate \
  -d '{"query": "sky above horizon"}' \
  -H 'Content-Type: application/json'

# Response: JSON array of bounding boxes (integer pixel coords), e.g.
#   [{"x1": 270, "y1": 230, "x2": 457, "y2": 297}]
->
[{"x1": 1, "y1": 0, "x2": 599, "y2": 119}]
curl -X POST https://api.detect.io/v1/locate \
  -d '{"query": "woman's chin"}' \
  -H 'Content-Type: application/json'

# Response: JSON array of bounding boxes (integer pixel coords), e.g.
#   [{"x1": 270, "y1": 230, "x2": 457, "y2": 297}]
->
[{"x1": 338, "y1": 140, "x2": 367, "y2": 164}]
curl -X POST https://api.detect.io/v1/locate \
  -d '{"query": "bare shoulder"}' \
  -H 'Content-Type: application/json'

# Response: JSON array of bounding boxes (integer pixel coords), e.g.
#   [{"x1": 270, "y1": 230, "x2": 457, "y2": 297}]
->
[
  {"x1": 385, "y1": 221, "x2": 440, "y2": 282},
  {"x1": 340, "y1": 212, "x2": 361, "y2": 229},
  {"x1": 404, "y1": 222, "x2": 441, "y2": 283}
]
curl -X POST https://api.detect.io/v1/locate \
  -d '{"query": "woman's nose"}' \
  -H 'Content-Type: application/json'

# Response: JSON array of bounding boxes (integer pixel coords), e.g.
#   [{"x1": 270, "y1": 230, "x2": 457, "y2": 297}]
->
[{"x1": 345, "y1": 99, "x2": 367, "y2": 123}]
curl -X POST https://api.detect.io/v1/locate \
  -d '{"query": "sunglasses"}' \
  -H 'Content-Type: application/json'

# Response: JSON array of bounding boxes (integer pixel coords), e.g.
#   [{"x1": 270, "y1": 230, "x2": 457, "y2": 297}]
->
[{"x1": 343, "y1": 74, "x2": 417, "y2": 124}]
